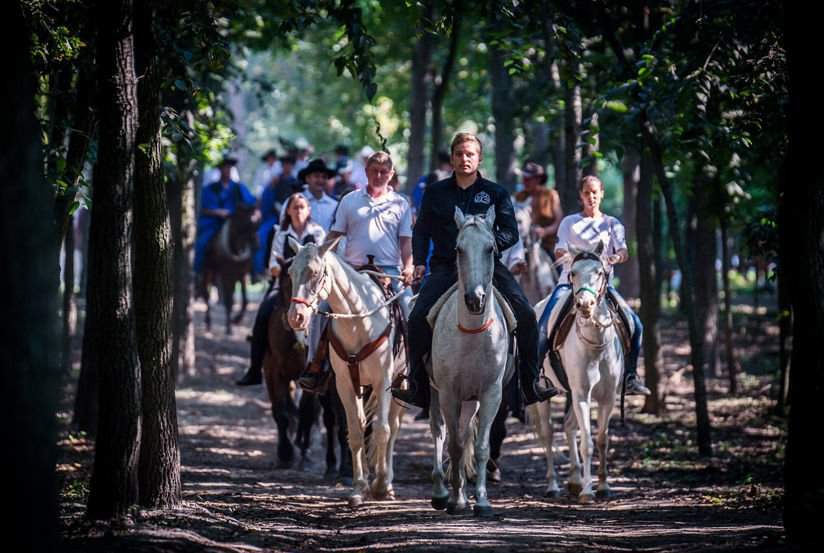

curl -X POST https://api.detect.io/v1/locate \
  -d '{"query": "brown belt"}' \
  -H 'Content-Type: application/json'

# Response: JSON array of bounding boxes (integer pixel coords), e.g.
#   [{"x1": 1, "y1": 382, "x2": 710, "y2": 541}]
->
[{"x1": 328, "y1": 322, "x2": 393, "y2": 398}]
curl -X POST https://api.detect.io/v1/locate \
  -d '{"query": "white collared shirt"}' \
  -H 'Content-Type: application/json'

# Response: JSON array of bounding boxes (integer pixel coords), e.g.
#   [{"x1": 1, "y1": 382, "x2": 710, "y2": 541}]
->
[{"x1": 331, "y1": 188, "x2": 412, "y2": 268}]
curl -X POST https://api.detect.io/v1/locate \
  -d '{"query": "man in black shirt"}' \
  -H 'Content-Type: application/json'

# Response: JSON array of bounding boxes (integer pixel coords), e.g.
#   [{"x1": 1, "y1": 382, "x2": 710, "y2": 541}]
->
[{"x1": 392, "y1": 133, "x2": 555, "y2": 408}]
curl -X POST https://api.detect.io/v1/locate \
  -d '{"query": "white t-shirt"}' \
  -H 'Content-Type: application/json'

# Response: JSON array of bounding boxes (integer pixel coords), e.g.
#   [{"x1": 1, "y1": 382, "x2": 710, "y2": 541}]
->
[
  {"x1": 330, "y1": 188, "x2": 412, "y2": 268},
  {"x1": 555, "y1": 212, "x2": 627, "y2": 284},
  {"x1": 269, "y1": 222, "x2": 326, "y2": 268}
]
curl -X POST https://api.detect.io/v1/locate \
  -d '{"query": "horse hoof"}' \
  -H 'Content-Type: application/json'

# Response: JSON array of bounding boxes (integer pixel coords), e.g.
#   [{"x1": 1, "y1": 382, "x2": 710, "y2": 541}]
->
[
  {"x1": 579, "y1": 493, "x2": 595, "y2": 504},
  {"x1": 446, "y1": 503, "x2": 468, "y2": 515},
  {"x1": 348, "y1": 495, "x2": 364, "y2": 509},
  {"x1": 473, "y1": 504, "x2": 494, "y2": 517},
  {"x1": 567, "y1": 482, "x2": 582, "y2": 496},
  {"x1": 431, "y1": 496, "x2": 449, "y2": 511},
  {"x1": 545, "y1": 489, "x2": 561, "y2": 499},
  {"x1": 596, "y1": 488, "x2": 611, "y2": 499}
]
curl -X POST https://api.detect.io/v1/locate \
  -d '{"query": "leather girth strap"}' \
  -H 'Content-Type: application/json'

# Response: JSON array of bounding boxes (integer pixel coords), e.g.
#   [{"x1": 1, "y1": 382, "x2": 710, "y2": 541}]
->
[{"x1": 328, "y1": 322, "x2": 393, "y2": 398}]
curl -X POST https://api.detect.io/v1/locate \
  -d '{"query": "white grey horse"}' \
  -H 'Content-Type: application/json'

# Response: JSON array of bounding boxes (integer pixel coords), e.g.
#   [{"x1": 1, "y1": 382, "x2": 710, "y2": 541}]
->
[
  {"x1": 514, "y1": 206, "x2": 558, "y2": 306},
  {"x1": 530, "y1": 242, "x2": 625, "y2": 503},
  {"x1": 286, "y1": 237, "x2": 405, "y2": 508},
  {"x1": 428, "y1": 206, "x2": 513, "y2": 517}
]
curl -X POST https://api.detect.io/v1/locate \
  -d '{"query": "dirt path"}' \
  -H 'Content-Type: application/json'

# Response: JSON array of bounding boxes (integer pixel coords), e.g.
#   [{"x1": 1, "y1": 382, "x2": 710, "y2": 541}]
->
[{"x1": 59, "y1": 295, "x2": 791, "y2": 552}]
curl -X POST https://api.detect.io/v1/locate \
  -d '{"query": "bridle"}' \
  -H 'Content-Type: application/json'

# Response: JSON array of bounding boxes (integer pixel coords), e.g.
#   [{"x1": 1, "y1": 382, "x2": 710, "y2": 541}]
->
[
  {"x1": 455, "y1": 218, "x2": 498, "y2": 334},
  {"x1": 289, "y1": 257, "x2": 330, "y2": 312},
  {"x1": 570, "y1": 251, "x2": 614, "y2": 335}
]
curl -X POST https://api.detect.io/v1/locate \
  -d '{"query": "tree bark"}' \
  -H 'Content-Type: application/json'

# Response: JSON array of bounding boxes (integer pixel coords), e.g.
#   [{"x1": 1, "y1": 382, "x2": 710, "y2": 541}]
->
[
  {"x1": 582, "y1": 110, "x2": 599, "y2": 177},
  {"x1": 430, "y1": 5, "x2": 461, "y2": 172},
  {"x1": 86, "y1": 0, "x2": 142, "y2": 520},
  {"x1": 169, "y1": 110, "x2": 198, "y2": 379},
  {"x1": 134, "y1": 3, "x2": 181, "y2": 508},
  {"x1": 617, "y1": 149, "x2": 640, "y2": 297},
  {"x1": 62, "y1": 217, "x2": 77, "y2": 376},
  {"x1": 489, "y1": 40, "x2": 517, "y2": 189},
  {"x1": 637, "y1": 150, "x2": 662, "y2": 414},
  {"x1": 406, "y1": 3, "x2": 433, "y2": 191},
  {"x1": 693, "y1": 170, "x2": 720, "y2": 378},
  {"x1": 783, "y1": 6, "x2": 824, "y2": 542},
  {"x1": 641, "y1": 110, "x2": 712, "y2": 456},
  {"x1": 561, "y1": 59, "x2": 582, "y2": 213},
  {"x1": 719, "y1": 206, "x2": 738, "y2": 394},
  {"x1": 0, "y1": 4, "x2": 61, "y2": 549}
]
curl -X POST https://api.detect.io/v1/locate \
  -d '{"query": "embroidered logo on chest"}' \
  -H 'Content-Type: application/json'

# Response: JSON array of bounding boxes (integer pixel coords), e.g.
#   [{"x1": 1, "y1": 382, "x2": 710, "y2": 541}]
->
[{"x1": 474, "y1": 191, "x2": 491, "y2": 205}]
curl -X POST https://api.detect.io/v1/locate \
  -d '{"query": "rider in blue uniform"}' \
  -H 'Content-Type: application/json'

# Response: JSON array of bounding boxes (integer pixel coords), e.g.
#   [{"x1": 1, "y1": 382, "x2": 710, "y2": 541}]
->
[{"x1": 194, "y1": 156, "x2": 257, "y2": 278}]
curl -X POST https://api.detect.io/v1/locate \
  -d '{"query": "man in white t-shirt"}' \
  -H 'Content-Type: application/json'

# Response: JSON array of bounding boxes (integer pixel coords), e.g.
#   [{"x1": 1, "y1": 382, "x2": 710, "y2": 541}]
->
[{"x1": 299, "y1": 151, "x2": 414, "y2": 392}]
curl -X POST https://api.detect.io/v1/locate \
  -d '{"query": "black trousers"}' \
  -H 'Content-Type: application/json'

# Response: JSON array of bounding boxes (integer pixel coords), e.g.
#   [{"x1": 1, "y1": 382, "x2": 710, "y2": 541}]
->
[
  {"x1": 407, "y1": 261, "x2": 540, "y2": 386},
  {"x1": 250, "y1": 284, "x2": 281, "y2": 373}
]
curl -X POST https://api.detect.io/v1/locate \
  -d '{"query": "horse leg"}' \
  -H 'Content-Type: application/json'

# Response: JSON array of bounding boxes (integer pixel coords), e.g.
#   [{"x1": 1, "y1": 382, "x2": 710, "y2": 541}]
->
[
  {"x1": 488, "y1": 400, "x2": 508, "y2": 483},
  {"x1": 570, "y1": 392, "x2": 595, "y2": 503},
  {"x1": 296, "y1": 391, "x2": 316, "y2": 470},
  {"x1": 533, "y1": 400, "x2": 560, "y2": 497},
  {"x1": 473, "y1": 386, "x2": 502, "y2": 517},
  {"x1": 273, "y1": 381, "x2": 295, "y2": 468},
  {"x1": 596, "y1": 374, "x2": 618, "y2": 499},
  {"x1": 429, "y1": 387, "x2": 449, "y2": 510},
  {"x1": 564, "y1": 401, "x2": 582, "y2": 496},
  {"x1": 444, "y1": 397, "x2": 468, "y2": 514},
  {"x1": 369, "y1": 361, "x2": 393, "y2": 500},
  {"x1": 335, "y1": 368, "x2": 368, "y2": 508},
  {"x1": 320, "y1": 392, "x2": 338, "y2": 478},
  {"x1": 222, "y1": 276, "x2": 233, "y2": 336},
  {"x1": 382, "y1": 396, "x2": 404, "y2": 499},
  {"x1": 332, "y1": 384, "x2": 353, "y2": 484},
  {"x1": 232, "y1": 277, "x2": 248, "y2": 324}
]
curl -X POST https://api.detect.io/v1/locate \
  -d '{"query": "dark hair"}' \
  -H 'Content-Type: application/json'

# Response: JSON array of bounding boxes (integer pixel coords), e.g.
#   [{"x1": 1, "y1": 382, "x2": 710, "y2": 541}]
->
[
  {"x1": 280, "y1": 155, "x2": 296, "y2": 165},
  {"x1": 578, "y1": 175, "x2": 604, "y2": 192},
  {"x1": 437, "y1": 151, "x2": 451, "y2": 165},
  {"x1": 280, "y1": 193, "x2": 311, "y2": 231}
]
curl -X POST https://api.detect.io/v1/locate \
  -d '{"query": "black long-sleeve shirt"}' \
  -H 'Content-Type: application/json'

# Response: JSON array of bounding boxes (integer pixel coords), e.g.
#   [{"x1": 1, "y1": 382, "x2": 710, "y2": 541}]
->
[{"x1": 412, "y1": 173, "x2": 519, "y2": 269}]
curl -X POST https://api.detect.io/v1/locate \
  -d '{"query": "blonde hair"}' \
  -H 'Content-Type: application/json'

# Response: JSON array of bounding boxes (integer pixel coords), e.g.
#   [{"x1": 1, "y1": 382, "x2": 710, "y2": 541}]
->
[
  {"x1": 450, "y1": 132, "x2": 483, "y2": 156},
  {"x1": 365, "y1": 151, "x2": 393, "y2": 170},
  {"x1": 579, "y1": 175, "x2": 604, "y2": 192}
]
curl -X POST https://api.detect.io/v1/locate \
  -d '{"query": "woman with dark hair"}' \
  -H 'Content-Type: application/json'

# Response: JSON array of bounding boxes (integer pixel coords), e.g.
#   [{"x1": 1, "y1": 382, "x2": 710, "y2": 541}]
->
[
  {"x1": 236, "y1": 193, "x2": 325, "y2": 386},
  {"x1": 538, "y1": 175, "x2": 651, "y2": 396}
]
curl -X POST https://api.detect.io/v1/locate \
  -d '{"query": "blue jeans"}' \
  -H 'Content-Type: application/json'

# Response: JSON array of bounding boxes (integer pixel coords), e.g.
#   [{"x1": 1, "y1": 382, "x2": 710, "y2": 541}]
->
[{"x1": 538, "y1": 284, "x2": 642, "y2": 379}]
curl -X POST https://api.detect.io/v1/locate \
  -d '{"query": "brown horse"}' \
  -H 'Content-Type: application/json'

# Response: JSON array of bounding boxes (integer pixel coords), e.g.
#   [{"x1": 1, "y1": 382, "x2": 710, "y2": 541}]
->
[
  {"x1": 201, "y1": 202, "x2": 258, "y2": 335},
  {"x1": 263, "y1": 259, "x2": 352, "y2": 479}
]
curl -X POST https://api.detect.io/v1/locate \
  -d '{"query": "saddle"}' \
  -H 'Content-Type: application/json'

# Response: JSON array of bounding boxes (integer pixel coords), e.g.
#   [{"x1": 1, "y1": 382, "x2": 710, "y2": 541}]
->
[
  {"x1": 539, "y1": 289, "x2": 633, "y2": 394},
  {"x1": 323, "y1": 256, "x2": 408, "y2": 398}
]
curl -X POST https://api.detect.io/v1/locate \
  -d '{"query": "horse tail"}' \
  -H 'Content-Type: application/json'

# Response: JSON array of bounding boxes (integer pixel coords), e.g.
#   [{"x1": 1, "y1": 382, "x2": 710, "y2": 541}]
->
[
  {"x1": 462, "y1": 409, "x2": 480, "y2": 480},
  {"x1": 363, "y1": 387, "x2": 379, "y2": 473}
]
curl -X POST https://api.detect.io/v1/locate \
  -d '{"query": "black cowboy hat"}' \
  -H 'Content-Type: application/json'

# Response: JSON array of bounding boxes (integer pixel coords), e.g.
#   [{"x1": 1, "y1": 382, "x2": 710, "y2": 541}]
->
[
  {"x1": 219, "y1": 156, "x2": 238, "y2": 167},
  {"x1": 260, "y1": 148, "x2": 278, "y2": 162},
  {"x1": 298, "y1": 158, "x2": 336, "y2": 182}
]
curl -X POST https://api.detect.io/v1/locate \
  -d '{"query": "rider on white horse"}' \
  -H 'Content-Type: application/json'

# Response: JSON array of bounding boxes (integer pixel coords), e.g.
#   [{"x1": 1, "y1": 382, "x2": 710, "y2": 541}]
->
[
  {"x1": 299, "y1": 150, "x2": 414, "y2": 392},
  {"x1": 538, "y1": 175, "x2": 651, "y2": 396},
  {"x1": 392, "y1": 132, "x2": 556, "y2": 408}
]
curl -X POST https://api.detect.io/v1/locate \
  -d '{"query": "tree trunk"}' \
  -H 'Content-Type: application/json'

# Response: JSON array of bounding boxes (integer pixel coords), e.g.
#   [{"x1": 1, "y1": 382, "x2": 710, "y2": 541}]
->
[
  {"x1": 719, "y1": 207, "x2": 738, "y2": 394},
  {"x1": 582, "y1": 111, "x2": 599, "y2": 177},
  {"x1": 134, "y1": 3, "x2": 181, "y2": 508},
  {"x1": 75, "y1": 234, "x2": 99, "y2": 434},
  {"x1": 170, "y1": 112, "x2": 198, "y2": 379},
  {"x1": 86, "y1": 0, "x2": 142, "y2": 520},
  {"x1": 561, "y1": 59, "x2": 582, "y2": 213},
  {"x1": 62, "y1": 217, "x2": 77, "y2": 376},
  {"x1": 430, "y1": 6, "x2": 461, "y2": 172},
  {"x1": 637, "y1": 150, "x2": 662, "y2": 414},
  {"x1": 406, "y1": 2, "x2": 433, "y2": 191},
  {"x1": 489, "y1": 40, "x2": 517, "y2": 189},
  {"x1": 783, "y1": 7, "x2": 824, "y2": 541},
  {"x1": 641, "y1": 110, "x2": 712, "y2": 456},
  {"x1": 1, "y1": 4, "x2": 61, "y2": 549},
  {"x1": 616, "y1": 149, "x2": 640, "y2": 297},
  {"x1": 776, "y1": 263, "x2": 791, "y2": 413},
  {"x1": 693, "y1": 170, "x2": 720, "y2": 378}
]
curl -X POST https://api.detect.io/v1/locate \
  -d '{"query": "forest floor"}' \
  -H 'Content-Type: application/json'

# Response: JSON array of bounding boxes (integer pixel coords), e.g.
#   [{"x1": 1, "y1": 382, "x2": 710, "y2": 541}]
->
[{"x1": 58, "y1": 290, "x2": 794, "y2": 552}]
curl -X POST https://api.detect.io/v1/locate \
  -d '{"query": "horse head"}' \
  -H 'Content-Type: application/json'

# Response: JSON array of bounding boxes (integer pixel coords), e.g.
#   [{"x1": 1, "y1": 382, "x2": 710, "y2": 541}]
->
[
  {"x1": 286, "y1": 235, "x2": 342, "y2": 330},
  {"x1": 567, "y1": 241, "x2": 609, "y2": 321},
  {"x1": 454, "y1": 205, "x2": 497, "y2": 315}
]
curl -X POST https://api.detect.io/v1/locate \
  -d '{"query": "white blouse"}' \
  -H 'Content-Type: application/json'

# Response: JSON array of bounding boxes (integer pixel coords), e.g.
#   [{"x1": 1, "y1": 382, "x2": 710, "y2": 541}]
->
[{"x1": 269, "y1": 222, "x2": 326, "y2": 269}]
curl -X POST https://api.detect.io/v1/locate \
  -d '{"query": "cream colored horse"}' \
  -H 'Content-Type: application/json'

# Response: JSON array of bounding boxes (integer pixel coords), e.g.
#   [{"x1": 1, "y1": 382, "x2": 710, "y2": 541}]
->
[{"x1": 286, "y1": 237, "x2": 405, "y2": 508}]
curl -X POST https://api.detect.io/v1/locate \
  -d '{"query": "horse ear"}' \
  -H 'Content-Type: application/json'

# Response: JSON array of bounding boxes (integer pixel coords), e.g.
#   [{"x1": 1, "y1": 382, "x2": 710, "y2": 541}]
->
[
  {"x1": 286, "y1": 235, "x2": 303, "y2": 255},
  {"x1": 319, "y1": 234, "x2": 343, "y2": 257},
  {"x1": 484, "y1": 205, "x2": 496, "y2": 230},
  {"x1": 594, "y1": 240, "x2": 605, "y2": 256},
  {"x1": 454, "y1": 206, "x2": 466, "y2": 228}
]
